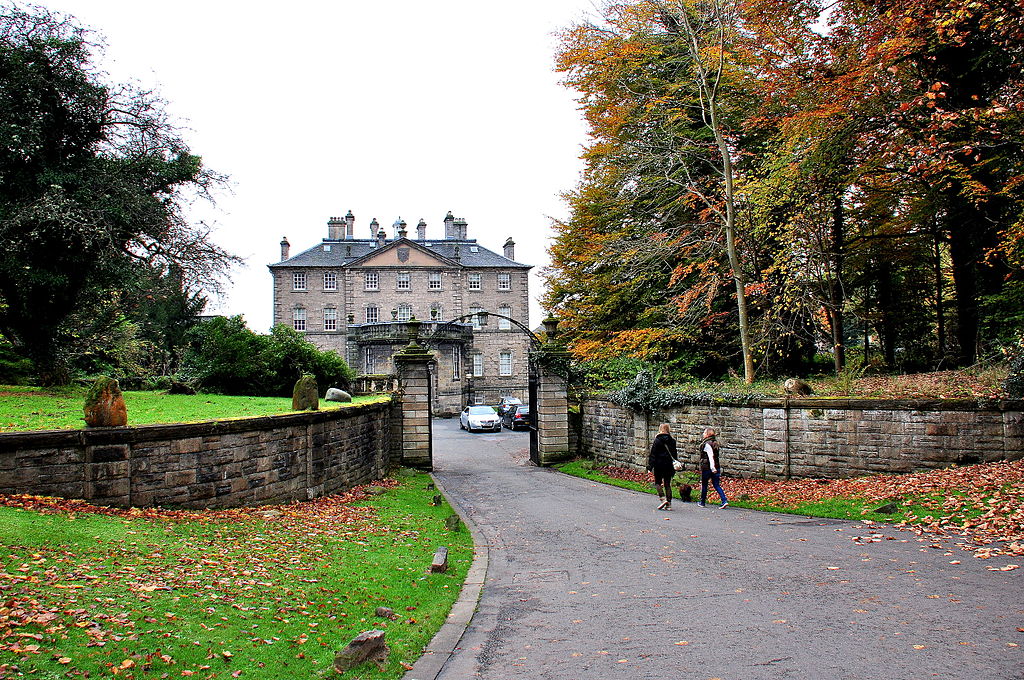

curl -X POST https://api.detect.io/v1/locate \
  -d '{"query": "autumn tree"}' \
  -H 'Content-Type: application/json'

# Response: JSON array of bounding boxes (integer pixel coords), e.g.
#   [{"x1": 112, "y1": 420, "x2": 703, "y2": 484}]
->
[{"x1": 0, "y1": 5, "x2": 239, "y2": 384}]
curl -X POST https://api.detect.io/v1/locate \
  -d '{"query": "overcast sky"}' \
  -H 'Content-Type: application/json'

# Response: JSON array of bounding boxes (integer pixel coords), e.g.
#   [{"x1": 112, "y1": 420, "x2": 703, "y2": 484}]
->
[{"x1": 44, "y1": 0, "x2": 595, "y2": 330}]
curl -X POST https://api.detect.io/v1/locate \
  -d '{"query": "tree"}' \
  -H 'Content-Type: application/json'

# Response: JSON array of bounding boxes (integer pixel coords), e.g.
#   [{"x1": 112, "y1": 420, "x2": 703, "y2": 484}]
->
[{"x1": 0, "y1": 5, "x2": 239, "y2": 384}]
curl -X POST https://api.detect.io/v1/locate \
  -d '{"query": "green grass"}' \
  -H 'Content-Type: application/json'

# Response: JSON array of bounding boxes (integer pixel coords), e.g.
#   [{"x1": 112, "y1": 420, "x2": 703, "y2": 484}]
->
[
  {"x1": 0, "y1": 385, "x2": 390, "y2": 432},
  {"x1": 0, "y1": 471, "x2": 473, "y2": 679},
  {"x1": 556, "y1": 460, "x2": 911, "y2": 523}
]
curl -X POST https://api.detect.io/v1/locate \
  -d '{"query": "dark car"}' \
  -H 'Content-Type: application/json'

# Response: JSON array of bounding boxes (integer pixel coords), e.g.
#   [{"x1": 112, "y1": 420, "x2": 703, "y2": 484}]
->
[
  {"x1": 496, "y1": 396, "x2": 523, "y2": 417},
  {"x1": 501, "y1": 404, "x2": 531, "y2": 430}
]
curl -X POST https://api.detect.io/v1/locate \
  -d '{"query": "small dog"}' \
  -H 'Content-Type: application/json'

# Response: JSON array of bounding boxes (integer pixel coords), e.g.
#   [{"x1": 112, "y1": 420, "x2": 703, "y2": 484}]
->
[{"x1": 677, "y1": 483, "x2": 693, "y2": 503}]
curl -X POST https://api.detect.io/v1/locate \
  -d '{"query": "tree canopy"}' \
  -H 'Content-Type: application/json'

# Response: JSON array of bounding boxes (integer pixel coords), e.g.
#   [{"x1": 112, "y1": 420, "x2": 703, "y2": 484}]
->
[
  {"x1": 0, "y1": 5, "x2": 239, "y2": 384},
  {"x1": 548, "y1": 0, "x2": 1024, "y2": 379}
]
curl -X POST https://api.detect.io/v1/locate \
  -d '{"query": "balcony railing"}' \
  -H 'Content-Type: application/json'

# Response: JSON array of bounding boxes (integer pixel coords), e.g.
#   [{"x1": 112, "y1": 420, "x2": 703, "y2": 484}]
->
[{"x1": 348, "y1": 321, "x2": 473, "y2": 345}]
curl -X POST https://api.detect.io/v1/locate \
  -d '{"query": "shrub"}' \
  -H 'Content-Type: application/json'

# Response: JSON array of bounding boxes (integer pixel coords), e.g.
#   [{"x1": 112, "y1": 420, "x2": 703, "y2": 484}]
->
[{"x1": 181, "y1": 317, "x2": 354, "y2": 397}]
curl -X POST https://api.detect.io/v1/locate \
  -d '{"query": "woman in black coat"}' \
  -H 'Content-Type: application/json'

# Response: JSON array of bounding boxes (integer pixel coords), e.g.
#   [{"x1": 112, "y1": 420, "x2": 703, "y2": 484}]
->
[{"x1": 647, "y1": 423, "x2": 679, "y2": 510}]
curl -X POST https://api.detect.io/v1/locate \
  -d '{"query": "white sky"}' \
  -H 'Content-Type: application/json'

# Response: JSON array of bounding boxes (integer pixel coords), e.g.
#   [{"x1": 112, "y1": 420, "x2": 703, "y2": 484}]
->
[{"x1": 44, "y1": 0, "x2": 595, "y2": 331}]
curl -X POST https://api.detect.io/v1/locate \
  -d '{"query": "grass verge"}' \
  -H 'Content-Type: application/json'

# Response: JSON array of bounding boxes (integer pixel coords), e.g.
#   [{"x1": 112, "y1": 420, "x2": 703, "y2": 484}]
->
[
  {"x1": 0, "y1": 470, "x2": 472, "y2": 679},
  {"x1": 555, "y1": 459, "x2": 1024, "y2": 555},
  {"x1": 0, "y1": 386, "x2": 391, "y2": 432}
]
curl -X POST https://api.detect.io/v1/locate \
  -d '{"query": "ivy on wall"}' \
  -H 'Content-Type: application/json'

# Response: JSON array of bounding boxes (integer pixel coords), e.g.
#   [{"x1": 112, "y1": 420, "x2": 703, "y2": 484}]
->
[{"x1": 607, "y1": 371, "x2": 768, "y2": 413}]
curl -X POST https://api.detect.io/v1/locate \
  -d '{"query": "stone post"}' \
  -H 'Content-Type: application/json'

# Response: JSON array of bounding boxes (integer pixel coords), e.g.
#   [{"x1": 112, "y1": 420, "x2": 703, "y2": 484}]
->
[
  {"x1": 535, "y1": 316, "x2": 572, "y2": 466},
  {"x1": 393, "y1": 318, "x2": 435, "y2": 470}
]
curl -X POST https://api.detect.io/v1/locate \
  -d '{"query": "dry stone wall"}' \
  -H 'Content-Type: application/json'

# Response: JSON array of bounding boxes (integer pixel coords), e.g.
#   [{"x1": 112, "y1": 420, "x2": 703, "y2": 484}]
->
[
  {"x1": 581, "y1": 396, "x2": 1024, "y2": 479},
  {"x1": 0, "y1": 400, "x2": 393, "y2": 508}
]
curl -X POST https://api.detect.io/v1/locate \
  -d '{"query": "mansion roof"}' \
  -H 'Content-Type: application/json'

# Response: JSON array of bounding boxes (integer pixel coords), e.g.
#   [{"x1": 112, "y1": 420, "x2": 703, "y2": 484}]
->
[{"x1": 269, "y1": 237, "x2": 531, "y2": 270}]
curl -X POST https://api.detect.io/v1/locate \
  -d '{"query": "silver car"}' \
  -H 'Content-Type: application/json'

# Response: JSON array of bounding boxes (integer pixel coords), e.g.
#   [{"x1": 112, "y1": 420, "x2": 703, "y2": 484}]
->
[{"x1": 460, "y1": 405, "x2": 501, "y2": 432}]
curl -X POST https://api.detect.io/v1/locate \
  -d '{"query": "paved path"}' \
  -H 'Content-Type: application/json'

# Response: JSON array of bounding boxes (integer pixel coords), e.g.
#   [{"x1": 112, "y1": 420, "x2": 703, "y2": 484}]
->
[{"x1": 426, "y1": 419, "x2": 1023, "y2": 679}]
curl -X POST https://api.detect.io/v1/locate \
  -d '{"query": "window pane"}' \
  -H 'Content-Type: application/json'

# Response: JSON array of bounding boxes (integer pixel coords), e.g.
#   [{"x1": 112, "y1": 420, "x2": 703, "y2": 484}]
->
[
  {"x1": 497, "y1": 273, "x2": 511, "y2": 290},
  {"x1": 365, "y1": 272, "x2": 378, "y2": 290},
  {"x1": 324, "y1": 307, "x2": 337, "y2": 331},
  {"x1": 428, "y1": 272, "x2": 442, "y2": 290},
  {"x1": 293, "y1": 308, "x2": 306, "y2": 331},
  {"x1": 293, "y1": 272, "x2": 307, "y2": 290},
  {"x1": 498, "y1": 306, "x2": 511, "y2": 330},
  {"x1": 365, "y1": 306, "x2": 378, "y2": 323},
  {"x1": 468, "y1": 273, "x2": 481, "y2": 290},
  {"x1": 499, "y1": 351, "x2": 512, "y2": 376},
  {"x1": 324, "y1": 272, "x2": 337, "y2": 290},
  {"x1": 397, "y1": 304, "x2": 412, "y2": 321},
  {"x1": 397, "y1": 273, "x2": 411, "y2": 290},
  {"x1": 472, "y1": 354, "x2": 483, "y2": 376}
]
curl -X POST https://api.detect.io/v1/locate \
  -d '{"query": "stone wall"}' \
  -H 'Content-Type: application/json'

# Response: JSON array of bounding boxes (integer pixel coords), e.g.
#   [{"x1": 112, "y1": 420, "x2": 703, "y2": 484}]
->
[
  {"x1": 581, "y1": 396, "x2": 1024, "y2": 479},
  {"x1": 0, "y1": 400, "x2": 393, "y2": 508}
]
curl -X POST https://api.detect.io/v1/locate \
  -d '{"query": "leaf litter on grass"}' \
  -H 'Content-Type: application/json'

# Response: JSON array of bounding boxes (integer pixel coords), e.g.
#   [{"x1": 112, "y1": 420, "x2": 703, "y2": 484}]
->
[
  {"x1": 0, "y1": 478, "x2": 468, "y2": 679},
  {"x1": 593, "y1": 460, "x2": 1024, "y2": 557}
]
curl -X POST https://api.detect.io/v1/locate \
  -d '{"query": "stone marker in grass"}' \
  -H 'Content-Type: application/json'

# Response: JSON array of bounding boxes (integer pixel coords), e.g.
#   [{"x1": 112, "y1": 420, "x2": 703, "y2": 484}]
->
[
  {"x1": 431, "y1": 546, "x2": 449, "y2": 573},
  {"x1": 84, "y1": 376, "x2": 127, "y2": 427},
  {"x1": 292, "y1": 374, "x2": 319, "y2": 411},
  {"x1": 334, "y1": 630, "x2": 389, "y2": 671}
]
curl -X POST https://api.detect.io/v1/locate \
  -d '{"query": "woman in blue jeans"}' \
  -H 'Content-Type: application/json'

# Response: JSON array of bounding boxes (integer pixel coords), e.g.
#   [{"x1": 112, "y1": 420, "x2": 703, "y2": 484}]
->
[{"x1": 698, "y1": 427, "x2": 729, "y2": 508}]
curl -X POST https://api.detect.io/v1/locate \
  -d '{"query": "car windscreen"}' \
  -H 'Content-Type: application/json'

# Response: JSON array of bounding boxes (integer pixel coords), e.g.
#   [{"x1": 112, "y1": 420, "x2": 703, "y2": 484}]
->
[{"x1": 468, "y1": 406, "x2": 495, "y2": 414}]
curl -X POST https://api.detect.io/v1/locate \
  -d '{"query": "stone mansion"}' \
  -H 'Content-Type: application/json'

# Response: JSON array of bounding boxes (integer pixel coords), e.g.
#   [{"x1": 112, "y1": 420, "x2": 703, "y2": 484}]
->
[{"x1": 269, "y1": 211, "x2": 532, "y2": 412}]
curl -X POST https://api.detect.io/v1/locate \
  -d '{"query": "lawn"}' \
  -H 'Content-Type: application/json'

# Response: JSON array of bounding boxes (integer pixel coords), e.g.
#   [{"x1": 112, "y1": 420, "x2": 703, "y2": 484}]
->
[
  {"x1": 557, "y1": 459, "x2": 1024, "y2": 558},
  {"x1": 0, "y1": 386, "x2": 391, "y2": 432},
  {"x1": 0, "y1": 471, "x2": 473, "y2": 678}
]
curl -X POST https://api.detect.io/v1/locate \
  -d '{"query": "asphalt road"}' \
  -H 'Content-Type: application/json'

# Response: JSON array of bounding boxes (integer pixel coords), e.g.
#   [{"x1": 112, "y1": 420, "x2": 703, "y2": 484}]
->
[{"x1": 429, "y1": 418, "x2": 1024, "y2": 680}]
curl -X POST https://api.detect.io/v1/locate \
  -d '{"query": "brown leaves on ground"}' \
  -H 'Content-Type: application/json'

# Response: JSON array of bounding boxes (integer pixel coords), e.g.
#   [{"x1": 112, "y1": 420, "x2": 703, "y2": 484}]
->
[
  {"x1": 814, "y1": 368, "x2": 1008, "y2": 400},
  {"x1": 0, "y1": 480, "x2": 401, "y2": 667},
  {"x1": 602, "y1": 461, "x2": 1024, "y2": 556}
]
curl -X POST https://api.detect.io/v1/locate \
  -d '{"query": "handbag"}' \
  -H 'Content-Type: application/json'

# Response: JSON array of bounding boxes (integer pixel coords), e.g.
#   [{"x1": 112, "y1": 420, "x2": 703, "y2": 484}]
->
[{"x1": 672, "y1": 459, "x2": 683, "y2": 471}]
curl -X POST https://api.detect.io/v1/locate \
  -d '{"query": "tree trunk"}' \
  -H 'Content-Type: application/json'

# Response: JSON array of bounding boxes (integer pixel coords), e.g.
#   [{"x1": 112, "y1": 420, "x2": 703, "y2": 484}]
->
[
  {"x1": 829, "y1": 192, "x2": 846, "y2": 373},
  {"x1": 944, "y1": 191, "x2": 1003, "y2": 366}
]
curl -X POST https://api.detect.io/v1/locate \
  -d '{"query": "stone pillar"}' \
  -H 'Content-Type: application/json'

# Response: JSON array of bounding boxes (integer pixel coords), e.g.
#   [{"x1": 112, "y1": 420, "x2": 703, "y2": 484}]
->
[
  {"x1": 393, "y1": 319, "x2": 435, "y2": 470},
  {"x1": 537, "y1": 365, "x2": 571, "y2": 465},
  {"x1": 535, "y1": 317, "x2": 572, "y2": 466}
]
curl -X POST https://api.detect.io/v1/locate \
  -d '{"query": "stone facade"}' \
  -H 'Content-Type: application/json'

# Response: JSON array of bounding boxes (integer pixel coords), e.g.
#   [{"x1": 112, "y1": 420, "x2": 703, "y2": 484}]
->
[
  {"x1": 269, "y1": 212, "x2": 532, "y2": 414},
  {"x1": 581, "y1": 396, "x2": 1024, "y2": 479},
  {"x1": 0, "y1": 400, "x2": 393, "y2": 508}
]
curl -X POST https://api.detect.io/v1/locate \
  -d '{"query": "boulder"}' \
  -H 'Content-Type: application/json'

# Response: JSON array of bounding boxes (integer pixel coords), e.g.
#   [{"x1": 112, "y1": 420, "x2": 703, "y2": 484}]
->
[
  {"x1": 292, "y1": 374, "x2": 319, "y2": 411},
  {"x1": 783, "y1": 378, "x2": 814, "y2": 396},
  {"x1": 84, "y1": 376, "x2": 128, "y2": 428},
  {"x1": 325, "y1": 387, "x2": 352, "y2": 402},
  {"x1": 333, "y1": 630, "x2": 389, "y2": 672}
]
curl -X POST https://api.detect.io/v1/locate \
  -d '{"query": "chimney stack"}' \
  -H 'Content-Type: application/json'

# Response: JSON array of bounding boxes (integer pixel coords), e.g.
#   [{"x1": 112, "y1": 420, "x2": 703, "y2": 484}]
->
[
  {"x1": 345, "y1": 210, "x2": 354, "y2": 238},
  {"x1": 444, "y1": 211, "x2": 456, "y2": 240},
  {"x1": 394, "y1": 217, "x2": 407, "y2": 239},
  {"x1": 280, "y1": 236, "x2": 290, "y2": 261},
  {"x1": 416, "y1": 218, "x2": 427, "y2": 240},
  {"x1": 376, "y1": 225, "x2": 387, "y2": 247},
  {"x1": 327, "y1": 216, "x2": 345, "y2": 240},
  {"x1": 454, "y1": 218, "x2": 468, "y2": 240},
  {"x1": 503, "y1": 237, "x2": 515, "y2": 260},
  {"x1": 369, "y1": 217, "x2": 379, "y2": 239}
]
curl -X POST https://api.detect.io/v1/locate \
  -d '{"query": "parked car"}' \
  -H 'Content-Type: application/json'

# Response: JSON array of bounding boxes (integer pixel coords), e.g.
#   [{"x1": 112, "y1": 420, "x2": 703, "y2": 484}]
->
[
  {"x1": 501, "y1": 404, "x2": 531, "y2": 430},
  {"x1": 496, "y1": 396, "x2": 523, "y2": 416},
  {"x1": 460, "y1": 405, "x2": 501, "y2": 432}
]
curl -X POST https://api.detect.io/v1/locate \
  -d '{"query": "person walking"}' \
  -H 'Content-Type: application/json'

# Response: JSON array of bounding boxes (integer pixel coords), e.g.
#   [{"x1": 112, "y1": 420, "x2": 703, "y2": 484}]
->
[
  {"x1": 647, "y1": 423, "x2": 679, "y2": 510},
  {"x1": 698, "y1": 427, "x2": 729, "y2": 509}
]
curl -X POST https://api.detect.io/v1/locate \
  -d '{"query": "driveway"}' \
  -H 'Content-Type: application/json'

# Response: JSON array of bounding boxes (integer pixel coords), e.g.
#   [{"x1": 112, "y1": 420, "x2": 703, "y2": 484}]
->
[{"x1": 425, "y1": 418, "x2": 1024, "y2": 679}]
